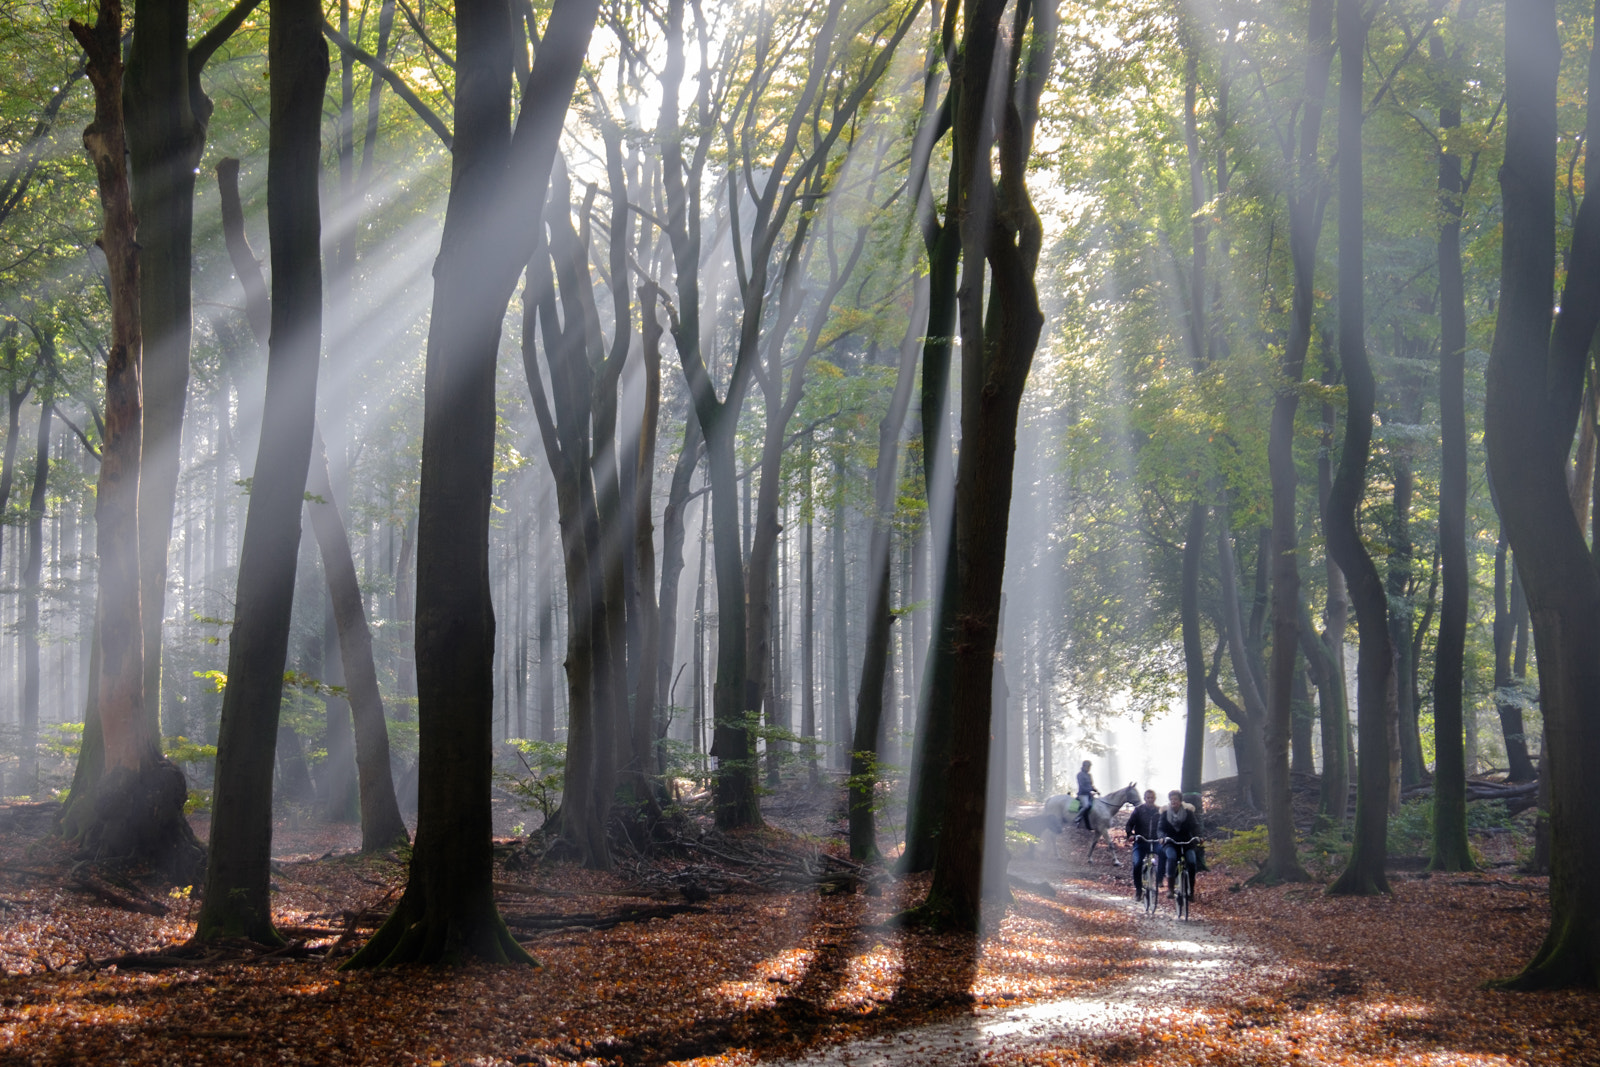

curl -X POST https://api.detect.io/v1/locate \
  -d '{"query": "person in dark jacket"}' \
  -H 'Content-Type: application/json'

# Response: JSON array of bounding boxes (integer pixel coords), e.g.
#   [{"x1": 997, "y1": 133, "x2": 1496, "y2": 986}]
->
[
  {"x1": 1124, "y1": 789, "x2": 1161, "y2": 899},
  {"x1": 1075, "y1": 760, "x2": 1097, "y2": 830},
  {"x1": 1156, "y1": 790, "x2": 1202, "y2": 896}
]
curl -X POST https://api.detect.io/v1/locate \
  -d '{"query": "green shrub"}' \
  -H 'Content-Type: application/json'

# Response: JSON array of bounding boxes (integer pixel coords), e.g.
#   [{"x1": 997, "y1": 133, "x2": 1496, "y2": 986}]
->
[{"x1": 1208, "y1": 824, "x2": 1270, "y2": 869}]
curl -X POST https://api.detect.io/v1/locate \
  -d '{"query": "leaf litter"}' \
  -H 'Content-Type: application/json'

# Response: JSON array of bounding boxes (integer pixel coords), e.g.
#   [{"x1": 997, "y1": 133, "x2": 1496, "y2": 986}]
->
[{"x1": 0, "y1": 790, "x2": 1591, "y2": 1067}]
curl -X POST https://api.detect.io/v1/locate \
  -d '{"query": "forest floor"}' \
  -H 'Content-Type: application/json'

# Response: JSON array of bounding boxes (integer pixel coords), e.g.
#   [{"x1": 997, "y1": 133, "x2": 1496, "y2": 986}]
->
[{"x1": 0, "y1": 782, "x2": 1594, "y2": 1066}]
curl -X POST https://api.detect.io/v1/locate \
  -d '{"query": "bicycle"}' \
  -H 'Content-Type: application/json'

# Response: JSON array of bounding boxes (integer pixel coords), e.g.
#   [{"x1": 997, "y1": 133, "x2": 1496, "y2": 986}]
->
[
  {"x1": 1128, "y1": 833, "x2": 1159, "y2": 915},
  {"x1": 1163, "y1": 837, "x2": 1201, "y2": 921}
]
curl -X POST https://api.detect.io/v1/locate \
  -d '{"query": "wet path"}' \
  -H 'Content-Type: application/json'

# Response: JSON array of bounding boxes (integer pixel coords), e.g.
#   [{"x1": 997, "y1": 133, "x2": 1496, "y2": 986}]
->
[{"x1": 761, "y1": 845, "x2": 1272, "y2": 1066}]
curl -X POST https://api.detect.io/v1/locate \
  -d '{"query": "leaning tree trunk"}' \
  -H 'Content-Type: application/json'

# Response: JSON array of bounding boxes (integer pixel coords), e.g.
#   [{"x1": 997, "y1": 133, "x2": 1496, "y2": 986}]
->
[
  {"x1": 849, "y1": 283, "x2": 925, "y2": 861},
  {"x1": 1430, "y1": 23, "x2": 1475, "y2": 873},
  {"x1": 63, "y1": 0, "x2": 203, "y2": 883},
  {"x1": 215, "y1": 154, "x2": 408, "y2": 854},
  {"x1": 197, "y1": 0, "x2": 329, "y2": 944},
  {"x1": 1327, "y1": 0, "x2": 1391, "y2": 898},
  {"x1": 306, "y1": 431, "x2": 410, "y2": 851},
  {"x1": 1484, "y1": 0, "x2": 1600, "y2": 990}
]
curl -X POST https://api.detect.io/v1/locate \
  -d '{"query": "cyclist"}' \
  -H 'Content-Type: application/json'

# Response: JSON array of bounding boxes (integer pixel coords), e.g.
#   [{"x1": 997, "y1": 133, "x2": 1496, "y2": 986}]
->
[
  {"x1": 1123, "y1": 789, "x2": 1161, "y2": 901},
  {"x1": 1156, "y1": 789, "x2": 1202, "y2": 899}
]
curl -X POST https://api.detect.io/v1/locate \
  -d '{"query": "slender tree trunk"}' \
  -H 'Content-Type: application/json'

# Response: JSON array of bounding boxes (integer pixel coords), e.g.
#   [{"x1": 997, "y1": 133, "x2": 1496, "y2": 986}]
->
[
  {"x1": 1387, "y1": 444, "x2": 1426, "y2": 790},
  {"x1": 1180, "y1": 499, "x2": 1208, "y2": 794},
  {"x1": 655, "y1": 414, "x2": 702, "y2": 759},
  {"x1": 20, "y1": 394, "x2": 53, "y2": 795},
  {"x1": 1216, "y1": 510, "x2": 1268, "y2": 808},
  {"x1": 632, "y1": 286, "x2": 664, "y2": 782},
  {"x1": 849, "y1": 283, "x2": 925, "y2": 861},
  {"x1": 1492, "y1": 534, "x2": 1537, "y2": 780},
  {"x1": 1318, "y1": 397, "x2": 1352, "y2": 821},
  {"x1": 215, "y1": 151, "x2": 405, "y2": 851},
  {"x1": 198, "y1": 0, "x2": 329, "y2": 942},
  {"x1": 1327, "y1": 0, "x2": 1390, "y2": 897},
  {"x1": 801, "y1": 437, "x2": 818, "y2": 787},
  {"x1": 1431, "y1": 21, "x2": 1475, "y2": 872},
  {"x1": 306, "y1": 430, "x2": 409, "y2": 850}
]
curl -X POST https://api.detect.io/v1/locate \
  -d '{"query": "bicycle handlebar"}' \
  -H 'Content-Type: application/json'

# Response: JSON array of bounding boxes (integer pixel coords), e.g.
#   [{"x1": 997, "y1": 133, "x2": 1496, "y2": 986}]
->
[{"x1": 1161, "y1": 837, "x2": 1203, "y2": 846}]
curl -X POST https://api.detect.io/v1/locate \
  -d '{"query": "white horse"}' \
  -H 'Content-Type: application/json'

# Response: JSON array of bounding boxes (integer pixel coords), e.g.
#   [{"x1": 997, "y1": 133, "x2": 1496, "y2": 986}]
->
[{"x1": 1043, "y1": 782, "x2": 1140, "y2": 866}]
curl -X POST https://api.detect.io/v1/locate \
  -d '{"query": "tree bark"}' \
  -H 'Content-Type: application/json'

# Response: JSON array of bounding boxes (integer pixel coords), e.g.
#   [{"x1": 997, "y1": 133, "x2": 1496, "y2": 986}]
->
[
  {"x1": 849, "y1": 280, "x2": 926, "y2": 861},
  {"x1": 346, "y1": 0, "x2": 597, "y2": 967},
  {"x1": 1317, "y1": 396, "x2": 1352, "y2": 821},
  {"x1": 64, "y1": 0, "x2": 202, "y2": 880},
  {"x1": 306, "y1": 430, "x2": 410, "y2": 851},
  {"x1": 1492, "y1": 534, "x2": 1537, "y2": 780},
  {"x1": 1326, "y1": 0, "x2": 1390, "y2": 897},
  {"x1": 127, "y1": 0, "x2": 263, "y2": 741},
  {"x1": 197, "y1": 0, "x2": 329, "y2": 943},
  {"x1": 20, "y1": 390, "x2": 53, "y2": 795},
  {"x1": 1483, "y1": 0, "x2": 1600, "y2": 989},
  {"x1": 1430, "y1": 22, "x2": 1475, "y2": 872},
  {"x1": 921, "y1": 0, "x2": 1054, "y2": 930}
]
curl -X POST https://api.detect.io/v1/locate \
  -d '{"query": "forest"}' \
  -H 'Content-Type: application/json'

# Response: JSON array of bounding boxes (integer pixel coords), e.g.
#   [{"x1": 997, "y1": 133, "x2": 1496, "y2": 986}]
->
[{"x1": 0, "y1": 0, "x2": 1597, "y2": 1061}]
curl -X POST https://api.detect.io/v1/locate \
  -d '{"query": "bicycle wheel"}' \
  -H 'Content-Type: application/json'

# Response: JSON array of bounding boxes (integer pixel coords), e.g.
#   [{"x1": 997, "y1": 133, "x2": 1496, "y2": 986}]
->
[
  {"x1": 1143, "y1": 860, "x2": 1157, "y2": 915},
  {"x1": 1176, "y1": 869, "x2": 1191, "y2": 921}
]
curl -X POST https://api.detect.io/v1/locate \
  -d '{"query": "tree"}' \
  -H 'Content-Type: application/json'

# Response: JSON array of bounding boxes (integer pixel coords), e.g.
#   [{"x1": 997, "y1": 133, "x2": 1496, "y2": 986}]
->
[
  {"x1": 1326, "y1": 0, "x2": 1391, "y2": 899},
  {"x1": 213, "y1": 155, "x2": 409, "y2": 855},
  {"x1": 919, "y1": 0, "x2": 1055, "y2": 931},
  {"x1": 1483, "y1": 0, "x2": 1600, "y2": 990},
  {"x1": 345, "y1": 0, "x2": 598, "y2": 967},
  {"x1": 197, "y1": 0, "x2": 331, "y2": 944},
  {"x1": 126, "y1": 0, "x2": 263, "y2": 738},
  {"x1": 1428, "y1": 9, "x2": 1477, "y2": 875},
  {"x1": 61, "y1": 0, "x2": 202, "y2": 880}
]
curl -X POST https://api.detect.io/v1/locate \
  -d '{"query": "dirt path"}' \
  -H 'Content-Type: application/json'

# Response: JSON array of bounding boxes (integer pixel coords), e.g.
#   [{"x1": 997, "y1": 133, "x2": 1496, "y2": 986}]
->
[{"x1": 761, "y1": 831, "x2": 1275, "y2": 1066}]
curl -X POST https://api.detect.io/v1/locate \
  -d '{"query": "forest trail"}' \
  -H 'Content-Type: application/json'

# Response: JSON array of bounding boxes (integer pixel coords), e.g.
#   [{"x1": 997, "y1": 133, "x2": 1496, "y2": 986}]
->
[{"x1": 763, "y1": 829, "x2": 1273, "y2": 1066}]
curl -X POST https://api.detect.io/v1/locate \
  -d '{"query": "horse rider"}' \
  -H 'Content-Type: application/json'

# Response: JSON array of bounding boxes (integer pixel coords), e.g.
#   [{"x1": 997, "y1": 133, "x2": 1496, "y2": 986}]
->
[
  {"x1": 1156, "y1": 789, "x2": 1202, "y2": 898},
  {"x1": 1123, "y1": 789, "x2": 1161, "y2": 899},
  {"x1": 1075, "y1": 760, "x2": 1098, "y2": 830}
]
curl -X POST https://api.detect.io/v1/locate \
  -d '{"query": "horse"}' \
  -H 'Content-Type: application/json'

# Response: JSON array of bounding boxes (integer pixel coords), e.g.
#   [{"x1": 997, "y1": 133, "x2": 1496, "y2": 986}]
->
[{"x1": 1043, "y1": 783, "x2": 1140, "y2": 866}]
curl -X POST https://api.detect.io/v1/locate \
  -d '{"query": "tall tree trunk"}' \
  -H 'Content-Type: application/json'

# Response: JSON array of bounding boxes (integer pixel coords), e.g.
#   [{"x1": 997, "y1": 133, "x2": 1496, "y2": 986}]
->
[
  {"x1": 1482, "y1": 0, "x2": 1600, "y2": 989},
  {"x1": 1431, "y1": 21, "x2": 1475, "y2": 872},
  {"x1": 1256, "y1": 0, "x2": 1332, "y2": 885},
  {"x1": 849, "y1": 282, "x2": 925, "y2": 861},
  {"x1": 1317, "y1": 396, "x2": 1352, "y2": 821},
  {"x1": 655, "y1": 413, "x2": 702, "y2": 763},
  {"x1": 921, "y1": 0, "x2": 1055, "y2": 930},
  {"x1": 1180, "y1": 499, "x2": 1208, "y2": 795},
  {"x1": 64, "y1": 0, "x2": 202, "y2": 879},
  {"x1": 632, "y1": 286, "x2": 664, "y2": 783},
  {"x1": 1215, "y1": 509, "x2": 1268, "y2": 808},
  {"x1": 831, "y1": 453, "x2": 850, "y2": 773},
  {"x1": 127, "y1": 0, "x2": 262, "y2": 742},
  {"x1": 1492, "y1": 534, "x2": 1537, "y2": 780},
  {"x1": 801, "y1": 437, "x2": 818, "y2": 787},
  {"x1": 306, "y1": 430, "x2": 410, "y2": 850},
  {"x1": 347, "y1": 0, "x2": 597, "y2": 968},
  {"x1": 198, "y1": 0, "x2": 330, "y2": 942},
  {"x1": 1326, "y1": 0, "x2": 1390, "y2": 897},
  {"x1": 20, "y1": 393, "x2": 53, "y2": 795},
  {"x1": 1387, "y1": 445, "x2": 1426, "y2": 790},
  {"x1": 215, "y1": 153, "x2": 406, "y2": 853}
]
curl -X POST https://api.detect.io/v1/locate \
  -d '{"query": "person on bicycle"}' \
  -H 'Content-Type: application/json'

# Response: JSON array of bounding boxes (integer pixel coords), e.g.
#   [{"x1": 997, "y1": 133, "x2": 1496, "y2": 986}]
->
[
  {"x1": 1156, "y1": 789, "x2": 1202, "y2": 898},
  {"x1": 1075, "y1": 760, "x2": 1098, "y2": 830},
  {"x1": 1123, "y1": 789, "x2": 1161, "y2": 900}
]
